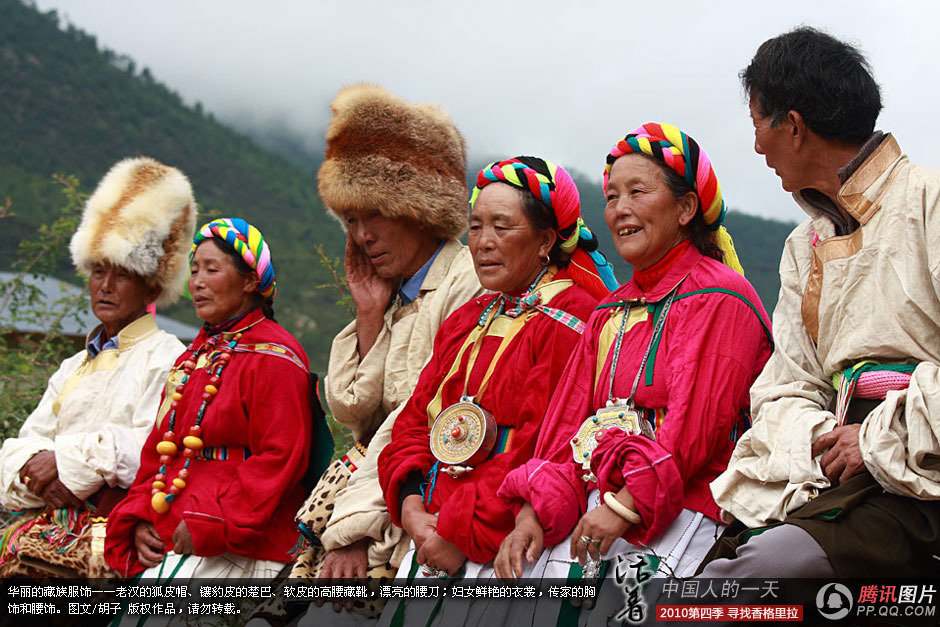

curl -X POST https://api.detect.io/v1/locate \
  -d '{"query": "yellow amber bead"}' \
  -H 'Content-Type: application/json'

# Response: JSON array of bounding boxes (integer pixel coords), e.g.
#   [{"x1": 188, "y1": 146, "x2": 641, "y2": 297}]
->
[
  {"x1": 182, "y1": 436, "x2": 204, "y2": 450},
  {"x1": 156, "y1": 441, "x2": 178, "y2": 455},
  {"x1": 151, "y1": 480, "x2": 166, "y2": 491},
  {"x1": 151, "y1": 492, "x2": 170, "y2": 514},
  {"x1": 204, "y1": 384, "x2": 218, "y2": 395},
  {"x1": 172, "y1": 478, "x2": 186, "y2": 489},
  {"x1": 172, "y1": 392, "x2": 183, "y2": 401}
]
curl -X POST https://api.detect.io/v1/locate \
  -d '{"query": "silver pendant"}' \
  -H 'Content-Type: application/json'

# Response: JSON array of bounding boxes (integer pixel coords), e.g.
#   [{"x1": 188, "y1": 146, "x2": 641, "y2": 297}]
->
[{"x1": 571, "y1": 400, "x2": 655, "y2": 482}]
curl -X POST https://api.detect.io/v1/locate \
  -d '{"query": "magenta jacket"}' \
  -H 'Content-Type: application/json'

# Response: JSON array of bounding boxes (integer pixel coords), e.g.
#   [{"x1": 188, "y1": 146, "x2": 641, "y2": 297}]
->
[{"x1": 499, "y1": 245, "x2": 772, "y2": 547}]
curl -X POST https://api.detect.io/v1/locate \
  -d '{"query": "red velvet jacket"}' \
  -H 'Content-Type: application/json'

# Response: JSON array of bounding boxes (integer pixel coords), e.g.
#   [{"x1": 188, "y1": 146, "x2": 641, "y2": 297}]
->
[
  {"x1": 378, "y1": 270, "x2": 598, "y2": 563},
  {"x1": 105, "y1": 308, "x2": 312, "y2": 576},
  {"x1": 499, "y1": 246, "x2": 773, "y2": 546}
]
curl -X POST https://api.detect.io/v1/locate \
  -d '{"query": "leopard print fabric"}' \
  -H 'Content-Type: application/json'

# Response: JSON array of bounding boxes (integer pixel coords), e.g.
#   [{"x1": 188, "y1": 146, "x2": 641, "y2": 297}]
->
[
  {"x1": 295, "y1": 457, "x2": 353, "y2": 539},
  {"x1": 0, "y1": 515, "x2": 117, "y2": 578},
  {"x1": 296, "y1": 440, "x2": 368, "y2": 536},
  {"x1": 279, "y1": 440, "x2": 394, "y2": 618}
]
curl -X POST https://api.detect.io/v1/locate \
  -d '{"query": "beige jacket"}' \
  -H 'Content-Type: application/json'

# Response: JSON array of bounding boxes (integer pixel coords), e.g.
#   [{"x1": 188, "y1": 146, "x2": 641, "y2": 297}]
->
[
  {"x1": 712, "y1": 135, "x2": 940, "y2": 527},
  {"x1": 0, "y1": 315, "x2": 184, "y2": 509},
  {"x1": 326, "y1": 239, "x2": 482, "y2": 441},
  {"x1": 323, "y1": 239, "x2": 483, "y2": 567}
]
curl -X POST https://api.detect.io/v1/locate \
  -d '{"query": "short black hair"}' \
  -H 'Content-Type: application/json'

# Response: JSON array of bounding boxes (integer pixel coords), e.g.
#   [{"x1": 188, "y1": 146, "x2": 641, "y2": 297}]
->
[{"x1": 742, "y1": 27, "x2": 882, "y2": 144}]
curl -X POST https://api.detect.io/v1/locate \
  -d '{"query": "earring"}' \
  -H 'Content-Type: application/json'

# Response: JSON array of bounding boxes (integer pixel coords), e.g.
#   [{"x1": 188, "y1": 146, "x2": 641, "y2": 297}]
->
[{"x1": 542, "y1": 252, "x2": 550, "y2": 267}]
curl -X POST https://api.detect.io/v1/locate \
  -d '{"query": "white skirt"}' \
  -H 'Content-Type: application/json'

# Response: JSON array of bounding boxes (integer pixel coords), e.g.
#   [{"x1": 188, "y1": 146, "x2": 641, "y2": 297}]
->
[
  {"x1": 377, "y1": 490, "x2": 721, "y2": 627},
  {"x1": 376, "y1": 539, "x2": 544, "y2": 627},
  {"x1": 536, "y1": 490, "x2": 721, "y2": 579},
  {"x1": 118, "y1": 552, "x2": 286, "y2": 626},
  {"x1": 139, "y1": 550, "x2": 285, "y2": 580}
]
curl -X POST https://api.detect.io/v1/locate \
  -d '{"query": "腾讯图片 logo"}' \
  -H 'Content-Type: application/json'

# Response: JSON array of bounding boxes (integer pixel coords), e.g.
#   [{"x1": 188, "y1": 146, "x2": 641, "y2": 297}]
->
[{"x1": 816, "y1": 583, "x2": 853, "y2": 620}]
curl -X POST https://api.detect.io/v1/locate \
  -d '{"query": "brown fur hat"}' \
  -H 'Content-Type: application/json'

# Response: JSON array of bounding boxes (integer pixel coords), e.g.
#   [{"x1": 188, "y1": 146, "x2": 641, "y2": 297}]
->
[
  {"x1": 318, "y1": 84, "x2": 468, "y2": 239},
  {"x1": 69, "y1": 157, "x2": 197, "y2": 307}
]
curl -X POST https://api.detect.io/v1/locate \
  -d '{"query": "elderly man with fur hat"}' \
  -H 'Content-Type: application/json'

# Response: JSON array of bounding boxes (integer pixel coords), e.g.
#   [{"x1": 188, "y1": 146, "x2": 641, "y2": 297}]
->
[
  {"x1": 0, "y1": 157, "x2": 195, "y2": 577},
  {"x1": 279, "y1": 85, "x2": 482, "y2": 620}
]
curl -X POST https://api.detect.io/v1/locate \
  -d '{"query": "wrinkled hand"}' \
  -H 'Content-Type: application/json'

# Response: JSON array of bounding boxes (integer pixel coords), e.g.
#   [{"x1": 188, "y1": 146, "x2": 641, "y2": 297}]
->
[
  {"x1": 570, "y1": 499, "x2": 631, "y2": 565},
  {"x1": 321, "y1": 538, "x2": 369, "y2": 579},
  {"x1": 172, "y1": 520, "x2": 194, "y2": 555},
  {"x1": 812, "y1": 424, "x2": 865, "y2": 486},
  {"x1": 495, "y1": 504, "x2": 543, "y2": 580},
  {"x1": 40, "y1": 478, "x2": 82, "y2": 509},
  {"x1": 401, "y1": 495, "x2": 438, "y2": 555},
  {"x1": 319, "y1": 539, "x2": 369, "y2": 611},
  {"x1": 21, "y1": 450, "x2": 58, "y2": 496},
  {"x1": 345, "y1": 232, "x2": 396, "y2": 314},
  {"x1": 416, "y1": 532, "x2": 466, "y2": 577},
  {"x1": 134, "y1": 522, "x2": 165, "y2": 568}
]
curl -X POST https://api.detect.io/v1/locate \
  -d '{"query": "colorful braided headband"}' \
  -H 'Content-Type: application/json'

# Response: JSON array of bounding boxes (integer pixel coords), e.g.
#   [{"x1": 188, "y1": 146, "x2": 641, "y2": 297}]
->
[
  {"x1": 604, "y1": 123, "x2": 744, "y2": 275},
  {"x1": 191, "y1": 218, "x2": 277, "y2": 299}
]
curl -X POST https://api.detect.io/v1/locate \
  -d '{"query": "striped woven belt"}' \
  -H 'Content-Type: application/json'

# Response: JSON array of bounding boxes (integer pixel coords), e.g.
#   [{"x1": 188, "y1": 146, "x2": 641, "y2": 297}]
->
[
  {"x1": 834, "y1": 362, "x2": 916, "y2": 425},
  {"x1": 493, "y1": 425, "x2": 515, "y2": 456},
  {"x1": 196, "y1": 446, "x2": 252, "y2": 461}
]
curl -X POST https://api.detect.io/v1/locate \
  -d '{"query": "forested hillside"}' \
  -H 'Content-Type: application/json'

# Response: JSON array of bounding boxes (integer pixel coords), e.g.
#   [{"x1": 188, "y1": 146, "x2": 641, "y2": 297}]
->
[
  {"x1": 1, "y1": 0, "x2": 795, "y2": 375},
  {"x1": 0, "y1": 0, "x2": 348, "y2": 372}
]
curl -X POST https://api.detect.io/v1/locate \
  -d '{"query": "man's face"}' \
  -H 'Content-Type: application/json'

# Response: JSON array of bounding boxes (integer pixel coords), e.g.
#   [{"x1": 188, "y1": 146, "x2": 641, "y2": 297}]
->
[
  {"x1": 344, "y1": 209, "x2": 433, "y2": 280},
  {"x1": 89, "y1": 262, "x2": 153, "y2": 334},
  {"x1": 749, "y1": 96, "x2": 803, "y2": 192}
]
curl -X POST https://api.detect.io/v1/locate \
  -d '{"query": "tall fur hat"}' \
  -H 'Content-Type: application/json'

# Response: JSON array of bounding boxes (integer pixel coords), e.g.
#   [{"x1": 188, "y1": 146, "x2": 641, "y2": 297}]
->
[
  {"x1": 69, "y1": 157, "x2": 197, "y2": 307},
  {"x1": 318, "y1": 84, "x2": 468, "y2": 239}
]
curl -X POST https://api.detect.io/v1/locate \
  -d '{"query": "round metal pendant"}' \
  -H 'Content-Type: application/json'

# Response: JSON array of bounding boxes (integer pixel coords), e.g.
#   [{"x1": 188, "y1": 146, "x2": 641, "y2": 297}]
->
[
  {"x1": 429, "y1": 399, "x2": 497, "y2": 467},
  {"x1": 570, "y1": 402, "x2": 654, "y2": 481}
]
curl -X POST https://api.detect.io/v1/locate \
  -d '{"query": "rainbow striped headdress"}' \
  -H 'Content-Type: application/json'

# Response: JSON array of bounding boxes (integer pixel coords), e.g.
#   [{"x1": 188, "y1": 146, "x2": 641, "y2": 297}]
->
[
  {"x1": 604, "y1": 123, "x2": 744, "y2": 275},
  {"x1": 470, "y1": 156, "x2": 618, "y2": 299},
  {"x1": 191, "y1": 218, "x2": 277, "y2": 299}
]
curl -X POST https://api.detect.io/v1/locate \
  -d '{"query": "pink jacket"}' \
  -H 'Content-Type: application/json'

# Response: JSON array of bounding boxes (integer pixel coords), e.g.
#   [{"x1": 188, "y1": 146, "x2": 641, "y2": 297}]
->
[{"x1": 499, "y1": 246, "x2": 772, "y2": 546}]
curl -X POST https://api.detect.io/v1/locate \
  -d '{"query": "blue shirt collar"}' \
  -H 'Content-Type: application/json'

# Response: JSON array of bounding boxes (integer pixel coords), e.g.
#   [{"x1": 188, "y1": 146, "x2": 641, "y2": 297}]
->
[
  {"x1": 87, "y1": 327, "x2": 119, "y2": 359},
  {"x1": 398, "y1": 242, "x2": 444, "y2": 305}
]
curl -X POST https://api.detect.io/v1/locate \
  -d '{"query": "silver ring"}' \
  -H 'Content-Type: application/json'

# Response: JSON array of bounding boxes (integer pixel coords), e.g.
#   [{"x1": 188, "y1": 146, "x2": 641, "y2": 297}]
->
[
  {"x1": 420, "y1": 564, "x2": 448, "y2": 579},
  {"x1": 579, "y1": 535, "x2": 598, "y2": 546}
]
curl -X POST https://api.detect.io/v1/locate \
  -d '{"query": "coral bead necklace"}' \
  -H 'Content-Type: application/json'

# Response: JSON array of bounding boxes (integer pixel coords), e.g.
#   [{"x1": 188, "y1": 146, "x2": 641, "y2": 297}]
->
[{"x1": 150, "y1": 332, "x2": 243, "y2": 514}]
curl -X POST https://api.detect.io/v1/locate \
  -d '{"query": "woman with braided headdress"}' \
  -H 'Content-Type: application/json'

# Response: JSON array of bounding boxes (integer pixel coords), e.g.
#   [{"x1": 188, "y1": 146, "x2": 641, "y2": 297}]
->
[
  {"x1": 368, "y1": 156, "x2": 615, "y2": 626},
  {"x1": 105, "y1": 218, "x2": 313, "y2": 582},
  {"x1": 496, "y1": 124, "x2": 774, "y2": 596}
]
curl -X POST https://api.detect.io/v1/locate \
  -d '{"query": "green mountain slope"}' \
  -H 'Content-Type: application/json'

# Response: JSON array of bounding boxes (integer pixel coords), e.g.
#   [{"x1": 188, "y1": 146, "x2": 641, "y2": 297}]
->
[
  {"x1": 2, "y1": 0, "x2": 795, "y2": 377},
  {"x1": 0, "y1": 0, "x2": 348, "y2": 372}
]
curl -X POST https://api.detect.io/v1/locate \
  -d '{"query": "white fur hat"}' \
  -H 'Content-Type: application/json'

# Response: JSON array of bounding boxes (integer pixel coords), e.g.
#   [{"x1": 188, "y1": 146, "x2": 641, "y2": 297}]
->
[{"x1": 69, "y1": 157, "x2": 197, "y2": 306}]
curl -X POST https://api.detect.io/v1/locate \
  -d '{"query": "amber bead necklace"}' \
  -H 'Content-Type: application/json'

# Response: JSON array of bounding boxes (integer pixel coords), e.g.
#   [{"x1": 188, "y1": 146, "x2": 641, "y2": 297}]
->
[{"x1": 150, "y1": 331, "x2": 243, "y2": 514}]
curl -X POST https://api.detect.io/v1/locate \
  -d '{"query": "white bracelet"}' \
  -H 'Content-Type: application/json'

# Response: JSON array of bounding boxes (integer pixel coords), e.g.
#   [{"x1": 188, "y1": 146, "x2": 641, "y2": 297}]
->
[{"x1": 603, "y1": 491, "x2": 641, "y2": 524}]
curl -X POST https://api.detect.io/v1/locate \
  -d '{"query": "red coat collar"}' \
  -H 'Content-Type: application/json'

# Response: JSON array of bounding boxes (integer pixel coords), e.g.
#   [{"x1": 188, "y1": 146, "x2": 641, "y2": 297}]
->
[
  {"x1": 192, "y1": 307, "x2": 267, "y2": 348},
  {"x1": 619, "y1": 245, "x2": 704, "y2": 303}
]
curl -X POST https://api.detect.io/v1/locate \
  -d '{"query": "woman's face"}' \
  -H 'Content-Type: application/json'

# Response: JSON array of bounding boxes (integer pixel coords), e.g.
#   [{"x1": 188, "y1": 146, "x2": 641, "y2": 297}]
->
[
  {"x1": 468, "y1": 184, "x2": 556, "y2": 294},
  {"x1": 604, "y1": 154, "x2": 697, "y2": 270},
  {"x1": 188, "y1": 240, "x2": 259, "y2": 325}
]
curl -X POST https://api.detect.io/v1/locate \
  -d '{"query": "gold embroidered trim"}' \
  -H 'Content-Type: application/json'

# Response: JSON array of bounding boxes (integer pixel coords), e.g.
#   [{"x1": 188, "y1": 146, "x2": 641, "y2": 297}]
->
[{"x1": 801, "y1": 228, "x2": 863, "y2": 342}]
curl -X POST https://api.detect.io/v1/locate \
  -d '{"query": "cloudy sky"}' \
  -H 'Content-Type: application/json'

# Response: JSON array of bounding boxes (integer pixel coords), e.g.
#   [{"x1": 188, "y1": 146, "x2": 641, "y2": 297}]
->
[{"x1": 33, "y1": 0, "x2": 940, "y2": 223}]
